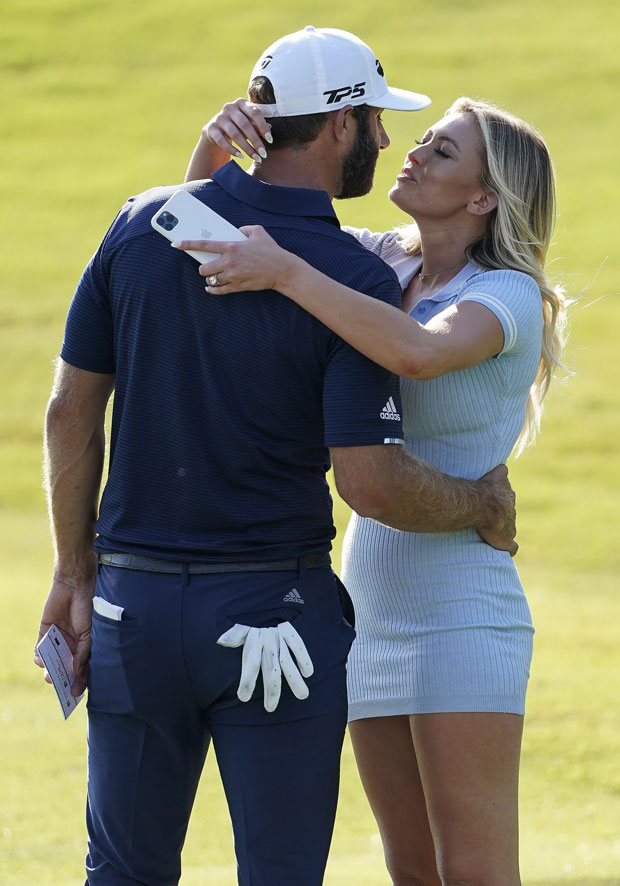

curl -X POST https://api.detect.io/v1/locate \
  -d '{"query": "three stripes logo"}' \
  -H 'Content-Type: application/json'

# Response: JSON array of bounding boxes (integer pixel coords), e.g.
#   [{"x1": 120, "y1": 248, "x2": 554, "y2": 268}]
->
[
  {"x1": 283, "y1": 588, "x2": 305, "y2": 604},
  {"x1": 380, "y1": 397, "x2": 401, "y2": 421}
]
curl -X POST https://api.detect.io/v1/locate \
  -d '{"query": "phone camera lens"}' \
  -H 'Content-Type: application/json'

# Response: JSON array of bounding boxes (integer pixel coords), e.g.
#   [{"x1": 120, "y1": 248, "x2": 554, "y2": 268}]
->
[{"x1": 156, "y1": 211, "x2": 179, "y2": 232}]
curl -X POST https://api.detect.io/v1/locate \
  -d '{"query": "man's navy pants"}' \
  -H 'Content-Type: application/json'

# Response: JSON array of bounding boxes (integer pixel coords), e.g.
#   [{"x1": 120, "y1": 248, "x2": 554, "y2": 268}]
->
[{"x1": 84, "y1": 558, "x2": 355, "y2": 886}]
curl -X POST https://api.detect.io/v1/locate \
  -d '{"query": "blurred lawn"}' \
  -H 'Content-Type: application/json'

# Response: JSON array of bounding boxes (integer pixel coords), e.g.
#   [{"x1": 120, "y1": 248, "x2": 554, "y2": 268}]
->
[{"x1": 1, "y1": 0, "x2": 619, "y2": 883}]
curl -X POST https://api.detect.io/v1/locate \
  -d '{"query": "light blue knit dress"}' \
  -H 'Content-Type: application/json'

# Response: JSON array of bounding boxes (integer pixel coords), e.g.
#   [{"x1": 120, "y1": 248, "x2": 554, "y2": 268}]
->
[{"x1": 342, "y1": 229, "x2": 542, "y2": 718}]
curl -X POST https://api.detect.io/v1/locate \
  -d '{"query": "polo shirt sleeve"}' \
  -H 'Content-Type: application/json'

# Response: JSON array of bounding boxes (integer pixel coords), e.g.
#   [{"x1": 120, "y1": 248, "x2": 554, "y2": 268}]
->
[
  {"x1": 60, "y1": 221, "x2": 118, "y2": 374},
  {"x1": 322, "y1": 278, "x2": 404, "y2": 447},
  {"x1": 458, "y1": 269, "x2": 543, "y2": 357}
]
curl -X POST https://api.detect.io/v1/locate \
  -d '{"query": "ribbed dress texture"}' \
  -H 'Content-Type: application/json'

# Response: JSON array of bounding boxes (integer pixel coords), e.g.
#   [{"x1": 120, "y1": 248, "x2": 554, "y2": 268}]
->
[{"x1": 342, "y1": 229, "x2": 543, "y2": 718}]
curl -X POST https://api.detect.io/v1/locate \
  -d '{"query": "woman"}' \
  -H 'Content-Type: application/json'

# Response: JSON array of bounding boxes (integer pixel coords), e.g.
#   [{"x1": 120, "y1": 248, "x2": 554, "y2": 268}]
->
[{"x1": 179, "y1": 97, "x2": 568, "y2": 885}]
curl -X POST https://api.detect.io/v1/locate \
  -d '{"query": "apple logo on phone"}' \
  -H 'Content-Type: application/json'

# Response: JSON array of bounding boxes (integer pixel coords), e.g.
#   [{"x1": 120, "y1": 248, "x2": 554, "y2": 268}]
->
[{"x1": 200, "y1": 228, "x2": 212, "y2": 239}]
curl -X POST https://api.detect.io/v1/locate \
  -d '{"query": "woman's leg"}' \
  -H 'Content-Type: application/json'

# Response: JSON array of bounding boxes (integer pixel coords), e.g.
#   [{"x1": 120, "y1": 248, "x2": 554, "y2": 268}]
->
[
  {"x1": 410, "y1": 712, "x2": 524, "y2": 886},
  {"x1": 349, "y1": 716, "x2": 440, "y2": 886},
  {"x1": 350, "y1": 712, "x2": 524, "y2": 886}
]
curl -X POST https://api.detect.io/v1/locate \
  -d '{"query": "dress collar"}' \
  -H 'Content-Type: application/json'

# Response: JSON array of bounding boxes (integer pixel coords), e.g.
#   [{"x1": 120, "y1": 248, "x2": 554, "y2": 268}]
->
[
  {"x1": 403, "y1": 256, "x2": 483, "y2": 303},
  {"x1": 421, "y1": 261, "x2": 482, "y2": 302}
]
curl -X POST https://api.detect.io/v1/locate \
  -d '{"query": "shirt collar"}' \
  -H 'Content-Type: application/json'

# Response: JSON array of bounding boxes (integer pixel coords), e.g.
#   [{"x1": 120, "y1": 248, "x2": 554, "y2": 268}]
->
[
  {"x1": 413, "y1": 258, "x2": 484, "y2": 303},
  {"x1": 213, "y1": 161, "x2": 340, "y2": 227}
]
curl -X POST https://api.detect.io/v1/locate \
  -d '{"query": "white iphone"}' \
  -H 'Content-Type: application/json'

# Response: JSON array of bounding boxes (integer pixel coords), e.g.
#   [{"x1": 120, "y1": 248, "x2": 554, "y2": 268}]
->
[{"x1": 151, "y1": 190, "x2": 247, "y2": 264}]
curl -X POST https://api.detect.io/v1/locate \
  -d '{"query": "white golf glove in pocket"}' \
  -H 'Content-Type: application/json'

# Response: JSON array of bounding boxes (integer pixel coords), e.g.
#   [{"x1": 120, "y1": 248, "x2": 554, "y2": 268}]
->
[{"x1": 217, "y1": 621, "x2": 314, "y2": 713}]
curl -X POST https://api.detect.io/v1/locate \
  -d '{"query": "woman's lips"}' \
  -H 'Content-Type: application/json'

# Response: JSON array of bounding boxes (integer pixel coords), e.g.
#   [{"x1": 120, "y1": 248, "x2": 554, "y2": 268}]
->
[{"x1": 397, "y1": 166, "x2": 418, "y2": 183}]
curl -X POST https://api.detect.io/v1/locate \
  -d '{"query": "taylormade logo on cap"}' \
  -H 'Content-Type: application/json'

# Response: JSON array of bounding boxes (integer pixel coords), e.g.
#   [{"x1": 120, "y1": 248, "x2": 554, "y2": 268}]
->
[{"x1": 249, "y1": 26, "x2": 431, "y2": 118}]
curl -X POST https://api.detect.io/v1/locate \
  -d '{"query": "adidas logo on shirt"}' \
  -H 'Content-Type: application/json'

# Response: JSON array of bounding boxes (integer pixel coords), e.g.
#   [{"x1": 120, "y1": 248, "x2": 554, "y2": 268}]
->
[
  {"x1": 380, "y1": 397, "x2": 401, "y2": 421},
  {"x1": 283, "y1": 588, "x2": 305, "y2": 604}
]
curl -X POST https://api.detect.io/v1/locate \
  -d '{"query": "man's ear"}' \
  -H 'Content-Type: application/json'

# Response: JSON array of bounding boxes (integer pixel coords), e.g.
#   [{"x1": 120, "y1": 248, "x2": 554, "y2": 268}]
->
[
  {"x1": 331, "y1": 105, "x2": 355, "y2": 145},
  {"x1": 468, "y1": 190, "x2": 498, "y2": 216}
]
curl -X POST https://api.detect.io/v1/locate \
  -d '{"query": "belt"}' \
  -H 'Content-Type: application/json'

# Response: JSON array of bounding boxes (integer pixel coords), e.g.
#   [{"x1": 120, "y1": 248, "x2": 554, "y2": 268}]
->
[{"x1": 98, "y1": 551, "x2": 331, "y2": 574}]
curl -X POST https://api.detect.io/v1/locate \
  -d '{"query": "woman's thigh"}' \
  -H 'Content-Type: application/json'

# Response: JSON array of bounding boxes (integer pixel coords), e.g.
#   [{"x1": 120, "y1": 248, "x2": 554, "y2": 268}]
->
[
  {"x1": 349, "y1": 716, "x2": 440, "y2": 884},
  {"x1": 410, "y1": 712, "x2": 524, "y2": 886}
]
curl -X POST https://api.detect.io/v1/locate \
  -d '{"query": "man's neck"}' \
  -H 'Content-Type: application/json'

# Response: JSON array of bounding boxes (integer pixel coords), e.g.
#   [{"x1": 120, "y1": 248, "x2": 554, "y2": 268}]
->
[{"x1": 248, "y1": 145, "x2": 340, "y2": 200}]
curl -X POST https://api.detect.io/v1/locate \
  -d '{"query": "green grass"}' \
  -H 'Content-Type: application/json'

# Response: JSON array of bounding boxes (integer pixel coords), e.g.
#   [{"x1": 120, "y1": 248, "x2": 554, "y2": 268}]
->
[{"x1": 2, "y1": 0, "x2": 620, "y2": 883}]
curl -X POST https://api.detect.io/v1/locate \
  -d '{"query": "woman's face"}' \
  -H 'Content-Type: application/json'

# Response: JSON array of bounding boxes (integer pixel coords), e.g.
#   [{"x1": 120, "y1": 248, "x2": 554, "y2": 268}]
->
[{"x1": 389, "y1": 113, "x2": 488, "y2": 222}]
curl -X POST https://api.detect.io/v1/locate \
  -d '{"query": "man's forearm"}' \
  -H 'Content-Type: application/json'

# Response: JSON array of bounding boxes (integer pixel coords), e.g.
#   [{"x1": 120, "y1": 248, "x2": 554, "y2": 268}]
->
[
  {"x1": 35, "y1": 363, "x2": 113, "y2": 689},
  {"x1": 342, "y1": 444, "x2": 509, "y2": 537},
  {"x1": 45, "y1": 407, "x2": 105, "y2": 580},
  {"x1": 44, "y1": 386, "x2": 108, "y2": 583},
  {"x1": 372, "y1": 447, "x2": 487, "y2": 532}
]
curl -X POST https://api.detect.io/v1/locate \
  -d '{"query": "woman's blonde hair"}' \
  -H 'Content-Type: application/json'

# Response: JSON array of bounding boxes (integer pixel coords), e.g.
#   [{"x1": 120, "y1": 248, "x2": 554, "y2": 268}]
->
[{"x1": 397, "y1": 97, "x2": 569, "y2": 454}]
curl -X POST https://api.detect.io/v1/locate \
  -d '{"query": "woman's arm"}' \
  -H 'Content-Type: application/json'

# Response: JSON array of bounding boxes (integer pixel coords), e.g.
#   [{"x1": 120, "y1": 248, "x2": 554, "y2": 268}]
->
[
  {"x1": 185, "y1": 99, "x2": 272, "y2": 182},
  {"x1": 174, "y1": 227, "x2": 504, "y2": 379}
]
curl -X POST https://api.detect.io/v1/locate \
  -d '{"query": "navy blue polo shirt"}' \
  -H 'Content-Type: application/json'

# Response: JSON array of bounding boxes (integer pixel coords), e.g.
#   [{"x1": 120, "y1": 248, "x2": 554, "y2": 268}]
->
[{"x1": 61, "y1": 161, "x2": 404, "y2": 562}]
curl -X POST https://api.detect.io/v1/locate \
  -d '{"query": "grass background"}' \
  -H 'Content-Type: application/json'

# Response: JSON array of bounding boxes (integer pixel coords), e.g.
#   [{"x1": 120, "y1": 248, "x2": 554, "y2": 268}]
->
[{"x1": 1, "y1": 0, "x2": 619, "y2": 883}]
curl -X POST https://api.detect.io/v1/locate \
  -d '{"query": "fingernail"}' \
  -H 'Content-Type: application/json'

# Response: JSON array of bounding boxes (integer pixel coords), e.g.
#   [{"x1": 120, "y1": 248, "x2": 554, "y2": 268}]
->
[
  {"x1": 258, "y1": 147, "x2": 268, "y2": 159},
  {"x1": 171, "y1": 242, "x2": 181, "y2": 248},
  {"x1": 264, "y1": 131, "x2": 273, "y2": 144},
  {"x1": 234, "y1": 150, "x2": 244, "y2": 159},
  {"x1": 252, "y1": 153, "x2": 262, "y2": 163}
]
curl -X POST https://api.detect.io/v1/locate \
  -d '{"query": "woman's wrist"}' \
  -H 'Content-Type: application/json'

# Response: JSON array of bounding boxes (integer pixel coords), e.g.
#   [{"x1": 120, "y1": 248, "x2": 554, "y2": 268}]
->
[
  {"x1": 198, "y1": 126, "x2": 214, "y2": 148},
  {"x1": 275, "y1": 253, "x2": 307, "y2": 298},
  {"x1": 186, "y1": 128, "x2": 233, "y2": 182}
]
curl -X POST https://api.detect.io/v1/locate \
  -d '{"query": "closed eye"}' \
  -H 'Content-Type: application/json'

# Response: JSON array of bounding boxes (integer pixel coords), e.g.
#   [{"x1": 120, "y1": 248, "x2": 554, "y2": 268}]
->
[{"x1": 415, "y1": 137, "x2": 451, "y2": 159}]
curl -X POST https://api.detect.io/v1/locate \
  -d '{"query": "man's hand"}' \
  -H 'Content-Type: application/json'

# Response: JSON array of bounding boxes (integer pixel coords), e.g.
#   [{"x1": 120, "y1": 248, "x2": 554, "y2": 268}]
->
[
  {"x1": 476, "y1": 464, "x2": 518, "y2": 556},
  {"x1": 217, "y1": 621, "x2": 314, "y2": 712},
  {"x1": 34, "y1": 566, "x2": 96, "y2": 697}
]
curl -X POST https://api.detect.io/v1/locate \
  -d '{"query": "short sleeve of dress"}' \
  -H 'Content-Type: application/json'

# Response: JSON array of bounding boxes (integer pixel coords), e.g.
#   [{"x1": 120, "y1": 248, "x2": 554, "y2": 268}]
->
[
  {"x1": 458, "y1": 269, "x2": 542, "y2": 356},
  {"x1": 343, "y1": 227, "x2": 419, "y2": 286},
  {"x1": 342, "y1": 226, "x2": 397, "y2": 257}
]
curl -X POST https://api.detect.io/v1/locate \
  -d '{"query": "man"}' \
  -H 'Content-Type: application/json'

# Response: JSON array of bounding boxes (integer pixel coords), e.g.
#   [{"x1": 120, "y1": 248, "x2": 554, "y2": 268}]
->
[{"x1": 35, "y1": 26, "x2": 516, "y2": 886}]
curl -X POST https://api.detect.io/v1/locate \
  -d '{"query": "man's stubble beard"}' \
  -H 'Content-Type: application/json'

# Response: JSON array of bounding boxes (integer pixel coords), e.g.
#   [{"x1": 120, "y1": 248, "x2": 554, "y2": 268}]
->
[{"x1": 335, "y1": 110, "x2": 380, "y2": 200}]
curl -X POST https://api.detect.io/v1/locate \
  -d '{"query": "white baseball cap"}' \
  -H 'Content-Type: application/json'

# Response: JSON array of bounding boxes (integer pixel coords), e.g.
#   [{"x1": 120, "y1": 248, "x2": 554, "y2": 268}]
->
[{"x1": 249, "y1": 26, "x2": 431, "y2": 118}]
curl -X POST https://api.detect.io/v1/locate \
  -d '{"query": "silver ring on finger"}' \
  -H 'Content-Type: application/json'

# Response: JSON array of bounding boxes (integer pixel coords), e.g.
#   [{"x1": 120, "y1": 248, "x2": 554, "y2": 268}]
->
[{"x1": 206, "y1": 274, "x2": 219, "y2": 287}]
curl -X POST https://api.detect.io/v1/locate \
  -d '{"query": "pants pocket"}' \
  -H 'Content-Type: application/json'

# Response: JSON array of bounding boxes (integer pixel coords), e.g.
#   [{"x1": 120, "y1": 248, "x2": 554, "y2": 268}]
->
[
  {"x1": 334, "y1": 574, "x2": 356, "y2": 630},
  {"x1": 88, "y1": 611, "x2": 140, "y2": 714}
]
